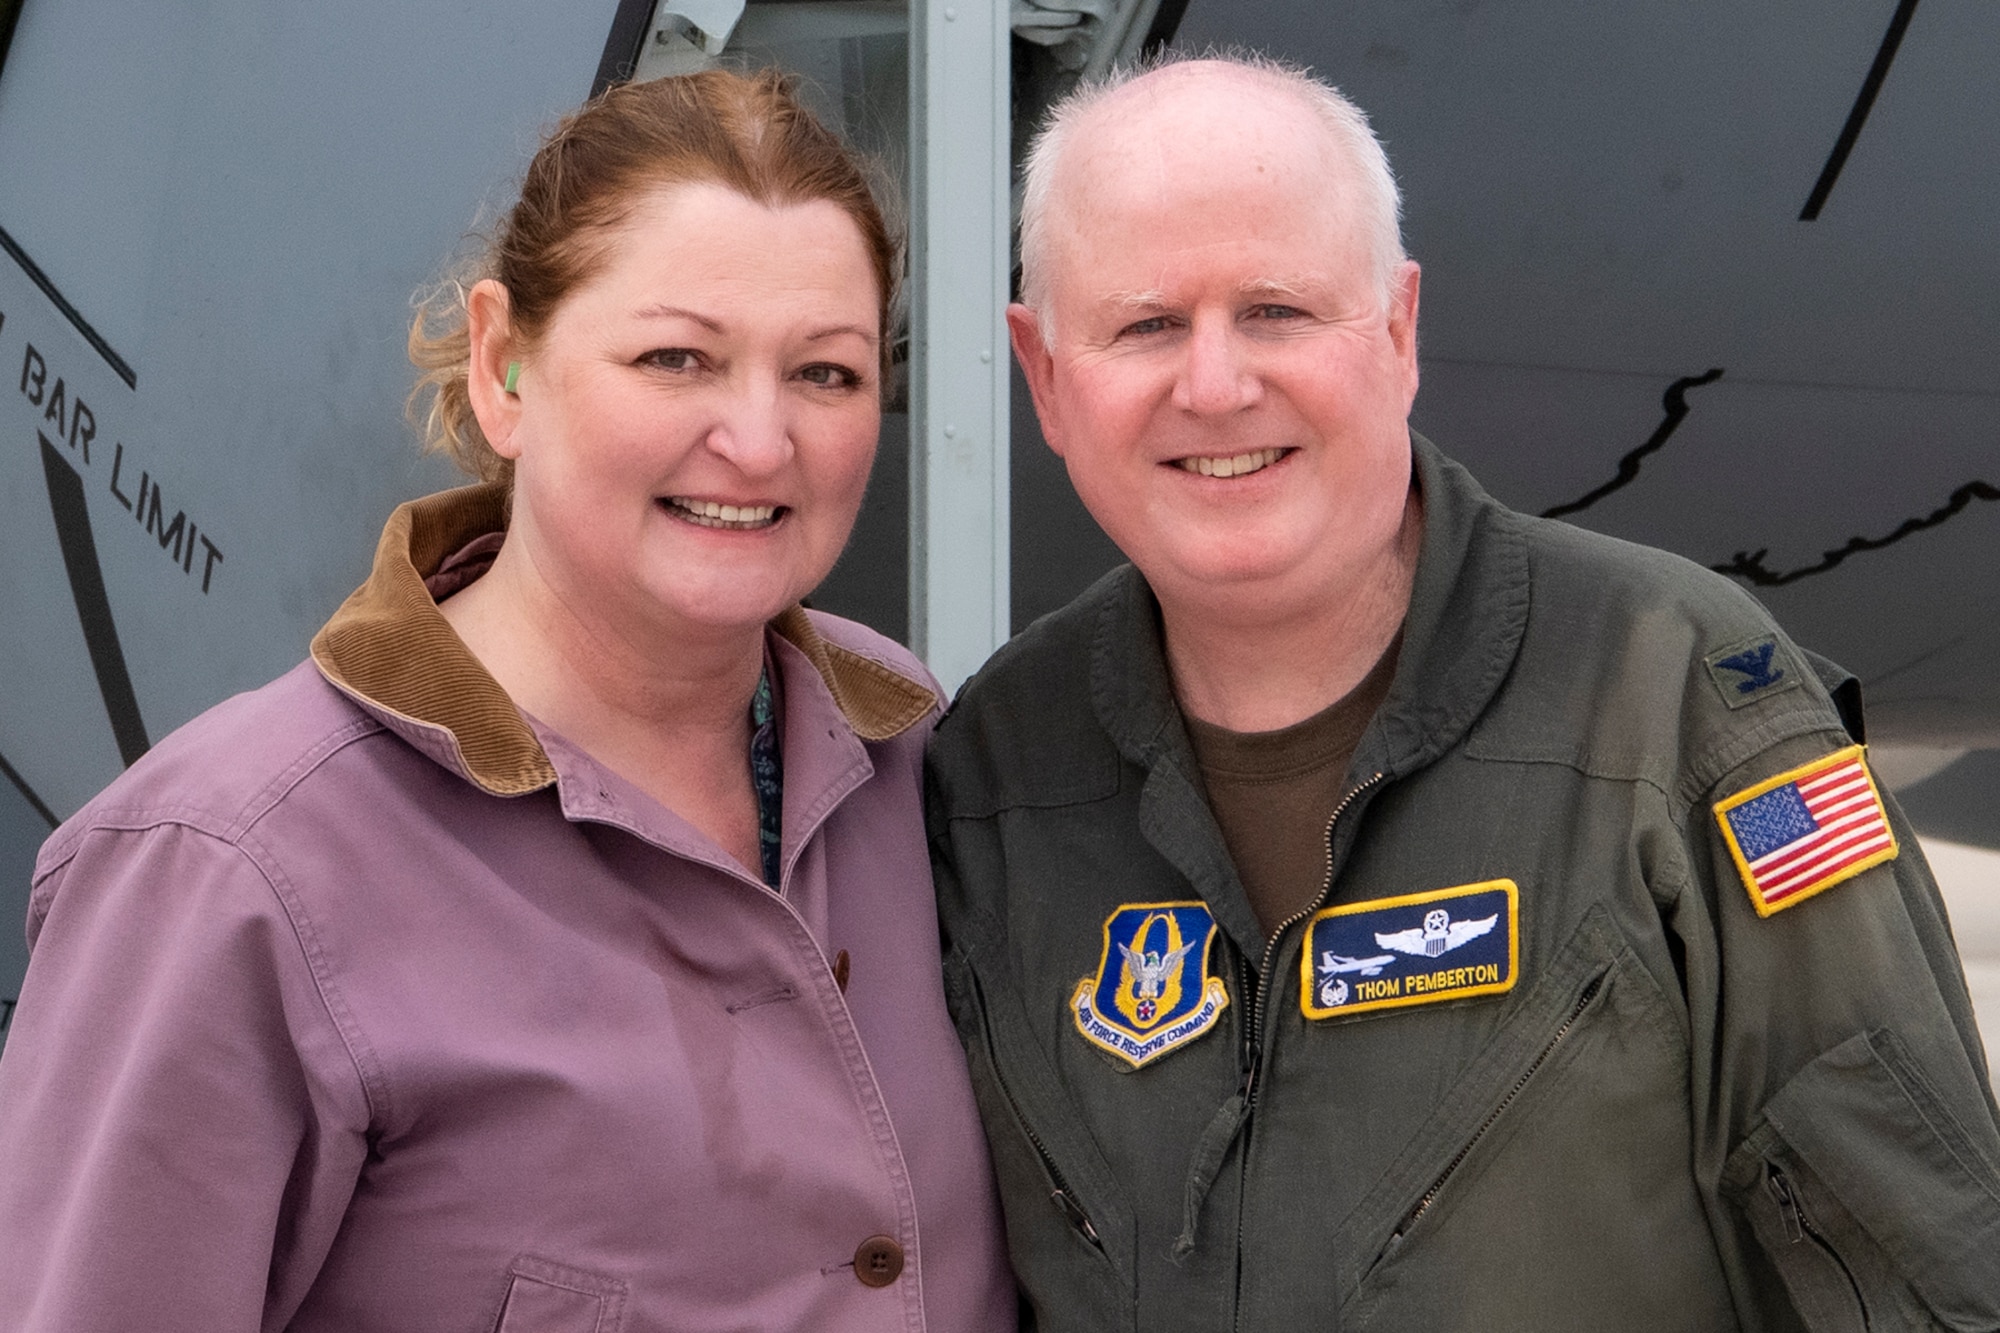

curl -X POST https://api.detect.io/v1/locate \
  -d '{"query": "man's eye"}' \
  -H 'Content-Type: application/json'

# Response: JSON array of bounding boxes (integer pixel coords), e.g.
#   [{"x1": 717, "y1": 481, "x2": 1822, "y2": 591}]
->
[
  {"x1": 1249, "y1": 304, "x2": 1306, "y2": 321},
  {"x1": 799, "y1": 362, "x2": 862, "y2": 389},
  {"x1": 643, "y1": 348, "x2": 701, "y2": 372},
  {"x1": 1121, "y1": 316, "x2": 1174, "y2": 338}
]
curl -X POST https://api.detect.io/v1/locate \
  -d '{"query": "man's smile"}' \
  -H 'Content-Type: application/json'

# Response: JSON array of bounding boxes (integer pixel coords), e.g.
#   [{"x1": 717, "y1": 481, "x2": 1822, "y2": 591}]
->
[{"x1": 1171, "y1": 447, "x2": 1289, "y2": 479}]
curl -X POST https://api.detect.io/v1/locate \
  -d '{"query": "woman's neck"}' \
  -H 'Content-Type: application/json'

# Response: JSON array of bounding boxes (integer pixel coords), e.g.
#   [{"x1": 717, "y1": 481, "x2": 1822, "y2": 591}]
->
[{"x1": 439, "y1": 534, "x2": 769, "y2": 875}]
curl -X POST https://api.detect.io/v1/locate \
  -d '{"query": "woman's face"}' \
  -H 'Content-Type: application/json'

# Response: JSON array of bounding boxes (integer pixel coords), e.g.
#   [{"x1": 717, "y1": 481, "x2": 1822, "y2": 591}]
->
[{"x1": 495, "y1": 182, "x2": 882, "y2": 641}]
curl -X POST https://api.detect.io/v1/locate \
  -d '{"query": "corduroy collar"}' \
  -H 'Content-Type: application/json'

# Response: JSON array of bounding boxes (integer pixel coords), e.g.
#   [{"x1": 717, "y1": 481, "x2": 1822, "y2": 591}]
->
[{"x1": 310, "y1": 483, "x2": 935, "y2": 796}]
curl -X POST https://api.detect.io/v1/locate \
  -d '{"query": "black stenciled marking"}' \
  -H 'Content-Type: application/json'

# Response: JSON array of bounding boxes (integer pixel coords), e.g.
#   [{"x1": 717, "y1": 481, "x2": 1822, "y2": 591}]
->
[
  {"x1": 592, "y1": 0, "x2": 656, "y2": 98},
  {"x1": 0, "y1": 0, "x2": 23, "y2": 83},
  {"x1": 1713, "y1": 480, "x2": 2000, "y2": 587},
  {"x1": 1542, "y1": 368, "x2": 1725, "y2": 519},
  {"x1": 0, "y1": 224, "x2": 137, "y2": 389},
  {"x1": 1800, "y1": 0, "x2": 1921, "y2": 221},
  {"x1": 1143, "y1": 0, "x2": 1194, "y2": 56},
  {"x1": 39, "y1": 433, "x2": 150, "y2": 766},
  {"x1": 0, "y1": 747, "x2": 59, "y2": 829}
]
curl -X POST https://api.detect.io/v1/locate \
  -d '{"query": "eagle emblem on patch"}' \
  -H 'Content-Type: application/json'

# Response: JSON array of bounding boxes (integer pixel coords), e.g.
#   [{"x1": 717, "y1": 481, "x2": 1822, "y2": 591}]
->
[
  {"x1": 1714, "y1": 745, "x2": 1897, "y2": 917},
  {"x1": 1071, "y1": 902, "x2": 1230, "y2": 1069},
  {"x1": 1301, "y1": 880, "x2": 1519, "y2": 1019}
]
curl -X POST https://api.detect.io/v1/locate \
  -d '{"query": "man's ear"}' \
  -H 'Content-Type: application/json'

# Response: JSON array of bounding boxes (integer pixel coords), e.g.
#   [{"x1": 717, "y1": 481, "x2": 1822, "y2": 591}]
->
[
  {"x1": 1388, "y1": 261, "x2": 1421, "y2": 409},
  {"x1": 1006, "y1": 303, "x2": 1067, "y2": 458},
  {"x1": 466, "y1": 279, "x2": 525, "y2": 460}
]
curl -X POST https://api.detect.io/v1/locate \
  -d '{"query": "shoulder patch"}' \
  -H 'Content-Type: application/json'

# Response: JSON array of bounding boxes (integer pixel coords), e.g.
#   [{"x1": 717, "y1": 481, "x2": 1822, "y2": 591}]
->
[
  {"x1": 1713, "y1": 745, "x2": 1897, "y2": 917},
  {"x1": 1072, "y1": 903, "x2": 1230, "y2": 1069},
  {"x1": 1704, "y1": 635, "x2": 1802, "y2": 709},
  {"x1": 1301, "y1": 880, "x2": 1519, "y2": 1020}
]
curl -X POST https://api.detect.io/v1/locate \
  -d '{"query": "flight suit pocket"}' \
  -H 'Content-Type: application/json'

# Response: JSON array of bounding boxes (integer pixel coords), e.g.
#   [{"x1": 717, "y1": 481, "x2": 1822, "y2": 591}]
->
[
  {"x1": 1722, "y1": 1030, "x2": 2000, "y2": 1332},
  {"x1": 942, "y1": 944, "x2": 1137, "y2": 1333},
  {"x1": 491, "y1": 1257, "x2": 625, "y2": 1333}
]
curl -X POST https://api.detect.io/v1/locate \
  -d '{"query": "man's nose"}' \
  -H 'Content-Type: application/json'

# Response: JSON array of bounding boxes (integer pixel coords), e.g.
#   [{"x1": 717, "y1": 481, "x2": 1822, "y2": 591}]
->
[{"x1": 1171, "y1": 317, "x2": 1261, "y2": 416}]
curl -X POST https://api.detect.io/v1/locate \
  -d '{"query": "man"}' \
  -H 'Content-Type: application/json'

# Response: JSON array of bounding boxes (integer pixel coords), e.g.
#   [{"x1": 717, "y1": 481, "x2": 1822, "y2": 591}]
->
[{"x1": 927, "y1": 55, "x2": 2000, "y2": 1330}]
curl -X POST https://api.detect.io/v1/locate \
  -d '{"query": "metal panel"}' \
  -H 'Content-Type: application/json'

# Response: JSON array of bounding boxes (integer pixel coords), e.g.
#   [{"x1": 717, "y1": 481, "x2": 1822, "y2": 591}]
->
[{"x1": 908, "y1": 0, "x2": 1010, "y2": 694}]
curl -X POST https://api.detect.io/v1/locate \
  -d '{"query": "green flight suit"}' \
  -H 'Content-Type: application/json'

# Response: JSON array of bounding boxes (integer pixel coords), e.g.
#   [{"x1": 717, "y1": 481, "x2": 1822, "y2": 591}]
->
[{"x1": 927, "y1": 437, "x2": 2000, "y2": 1331}]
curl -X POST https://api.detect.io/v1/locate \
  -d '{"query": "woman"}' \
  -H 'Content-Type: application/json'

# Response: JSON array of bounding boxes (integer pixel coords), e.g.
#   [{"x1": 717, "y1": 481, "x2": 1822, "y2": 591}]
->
[{"x1": 0, "y1": 70, "x2": 1013, "y2": 1332}]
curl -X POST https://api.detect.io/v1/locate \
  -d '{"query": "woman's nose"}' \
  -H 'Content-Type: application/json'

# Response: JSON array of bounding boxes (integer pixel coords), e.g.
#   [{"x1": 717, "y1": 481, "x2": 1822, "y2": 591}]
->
[{"x1": 704, "y1": 379, "x2": 792, "y2": 473}]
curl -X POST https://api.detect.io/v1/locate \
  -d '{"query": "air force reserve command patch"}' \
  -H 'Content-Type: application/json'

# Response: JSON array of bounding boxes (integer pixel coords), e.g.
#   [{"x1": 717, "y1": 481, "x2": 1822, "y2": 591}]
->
[
  {"x1": 1301, "y1": 880, "x2": 1519, "y2": 1019},
  {"x1": 1072, "y1": 903, "x2": 1230, "y2": 1069},
  {"x1": 1714, "y1": 744, "x2": 1897, "y2": 917}
]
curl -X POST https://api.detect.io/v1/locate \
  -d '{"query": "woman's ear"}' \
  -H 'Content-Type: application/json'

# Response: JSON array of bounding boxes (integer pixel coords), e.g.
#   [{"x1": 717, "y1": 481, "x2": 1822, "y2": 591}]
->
[{"x1": 466, "y1": 279, "x2": 525, "y2": 460}]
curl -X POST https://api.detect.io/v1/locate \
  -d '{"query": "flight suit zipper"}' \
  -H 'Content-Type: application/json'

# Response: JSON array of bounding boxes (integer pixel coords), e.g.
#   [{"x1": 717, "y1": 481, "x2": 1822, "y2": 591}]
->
[
  {"x1": 1380, "y1": 970, "x2": 1606, "y2": 1258},
  {"x1": 1230, "y1": 773, "x2": 1383, "y2": 1331},
  {"x1": 974, "y1": 975, "x2": 1103, "y2": 1251},
  {"x1": 1768, "y1": 1165, "x2": 1868, "y2": 1328},
  {"x1": 1241, "y1": 773, "x2": 1387, "y2": 1107}
]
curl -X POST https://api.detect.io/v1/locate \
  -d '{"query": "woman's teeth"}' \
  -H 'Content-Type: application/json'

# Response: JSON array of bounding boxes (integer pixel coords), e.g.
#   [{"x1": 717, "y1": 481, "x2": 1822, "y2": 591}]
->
[
  {"x1": 664, "y1": 497, "x2": 780, "y2": 529},
  {"x1": 1174, "y1": 448, "x2": 1284, "y2": 479}
]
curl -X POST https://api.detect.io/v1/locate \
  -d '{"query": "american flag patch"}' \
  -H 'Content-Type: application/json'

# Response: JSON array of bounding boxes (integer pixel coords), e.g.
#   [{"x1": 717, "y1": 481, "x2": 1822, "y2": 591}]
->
[{"x1": 1714, "y1": 746, "x2": 1898, "y2": 917}]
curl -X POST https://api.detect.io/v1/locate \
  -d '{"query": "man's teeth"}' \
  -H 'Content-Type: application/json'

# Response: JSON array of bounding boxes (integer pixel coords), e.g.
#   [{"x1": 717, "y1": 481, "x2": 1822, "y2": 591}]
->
[
  {"x1": 666, "y1": 497, "x2": 779, "y2": 528},
  {"x1": 1174, "y1": 448, "x2": 1284, "y2": 478}
]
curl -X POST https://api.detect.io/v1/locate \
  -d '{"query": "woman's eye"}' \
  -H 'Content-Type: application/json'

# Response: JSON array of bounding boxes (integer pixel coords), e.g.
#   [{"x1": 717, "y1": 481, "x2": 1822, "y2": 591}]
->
[
  {"x1": 799, "y1": 362, "x2": 862, "y2": 389},
  {"x1": 643, "y1": 348, "x2": 701, "y2": 372}
]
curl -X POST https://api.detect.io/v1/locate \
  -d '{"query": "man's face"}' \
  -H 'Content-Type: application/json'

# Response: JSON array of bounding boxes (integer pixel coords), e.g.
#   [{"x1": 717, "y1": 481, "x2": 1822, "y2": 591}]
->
[{"x1": 1010, "y1": 73, "x2": 1421, "y2": 621}]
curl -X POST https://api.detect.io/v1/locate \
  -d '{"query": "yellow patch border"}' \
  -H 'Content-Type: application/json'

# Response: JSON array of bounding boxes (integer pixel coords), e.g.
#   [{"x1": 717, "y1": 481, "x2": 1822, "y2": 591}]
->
[
  {"x1": 1299, "y1": 879, "x2": 1520, "y2": 1020},
  {"x1": 1071, "y1": 900, "x2": 1230, "y2": 1068},
  {"x1": 1713, "y1": 744, "x2": 1899, "y2": 919}
]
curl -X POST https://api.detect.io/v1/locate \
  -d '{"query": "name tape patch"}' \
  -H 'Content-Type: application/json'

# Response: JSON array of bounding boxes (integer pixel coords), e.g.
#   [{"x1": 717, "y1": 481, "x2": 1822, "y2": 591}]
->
[
  {"x1": 1072, "y1": 902, "x2": 1229, "y2": 1069},
  {"x1": 1301, "y1": 880, "x2": 1519, "y2": 1020},
  {"x1": 1714, "y1": 745, "x2": 1897, "y2": 917}
]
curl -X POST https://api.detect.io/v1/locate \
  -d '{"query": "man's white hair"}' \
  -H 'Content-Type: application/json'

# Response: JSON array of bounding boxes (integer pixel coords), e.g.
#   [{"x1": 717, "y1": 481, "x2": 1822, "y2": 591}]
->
[{"x1": 1016, "y1": 50, "x2": 1408, "y2": 343}]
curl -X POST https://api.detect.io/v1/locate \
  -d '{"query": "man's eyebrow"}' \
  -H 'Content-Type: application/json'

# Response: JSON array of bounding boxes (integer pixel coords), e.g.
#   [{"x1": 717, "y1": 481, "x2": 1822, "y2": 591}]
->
[
  {"x1": 1099, "y1": 279, "x2": 1326, "y2": 309},
  {"x1": 1239, "y1": 277, "x2": 1320, "y2": 301}
]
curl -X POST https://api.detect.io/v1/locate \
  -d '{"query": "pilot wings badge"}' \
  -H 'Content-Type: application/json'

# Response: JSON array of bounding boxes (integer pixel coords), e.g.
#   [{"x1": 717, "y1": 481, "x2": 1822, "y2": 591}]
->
[
  {"x1": 1072, "y1": 902, "x2": 1230, "y2": 1069},
  {"x1": 1301, "y1": 879, "x2": 1519, "y2": 1020}
]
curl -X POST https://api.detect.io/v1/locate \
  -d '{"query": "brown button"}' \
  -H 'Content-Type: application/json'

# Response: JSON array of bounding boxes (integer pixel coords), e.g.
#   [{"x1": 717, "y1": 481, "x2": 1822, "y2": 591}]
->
[
  {"x1": 853, "y1": 1234, "x2": 903, "y2": 1287},
  {"x1": 833, "y1": 949, "x2": 851, "y2": 993}
]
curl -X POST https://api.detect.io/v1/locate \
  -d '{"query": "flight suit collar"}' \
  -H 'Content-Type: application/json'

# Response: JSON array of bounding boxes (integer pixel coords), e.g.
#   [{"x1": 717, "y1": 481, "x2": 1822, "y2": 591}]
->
[{"x1": 1085, "y1": 432, "x2": 1532, "y2": 957}]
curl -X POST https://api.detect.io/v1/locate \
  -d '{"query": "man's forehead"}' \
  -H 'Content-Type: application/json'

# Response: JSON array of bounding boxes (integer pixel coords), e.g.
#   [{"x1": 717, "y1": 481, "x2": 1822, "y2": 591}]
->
[{"x1": 1063, "y1": 63, "x2": 1336, "y2": 182}]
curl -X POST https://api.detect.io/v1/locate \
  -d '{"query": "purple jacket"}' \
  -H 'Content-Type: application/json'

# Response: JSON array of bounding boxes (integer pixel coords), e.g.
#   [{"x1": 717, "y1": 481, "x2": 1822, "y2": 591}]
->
[{"x1": 0, "y1": 485, "x2": 1015, "y2": 1332}]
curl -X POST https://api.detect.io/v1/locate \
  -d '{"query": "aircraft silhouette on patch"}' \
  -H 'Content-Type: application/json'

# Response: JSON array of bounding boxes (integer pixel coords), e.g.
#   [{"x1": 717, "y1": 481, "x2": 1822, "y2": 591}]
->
[{"x1": 1318, "y1": 951, "x2": 1395, "y2": 977}]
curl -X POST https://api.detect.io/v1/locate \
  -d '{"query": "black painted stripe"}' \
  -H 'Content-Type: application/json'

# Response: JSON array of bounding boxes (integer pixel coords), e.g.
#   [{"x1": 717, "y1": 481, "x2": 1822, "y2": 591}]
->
[
  {"x1": 38, "y1": 434, "x2": 149, "y2": 766},
  {"x1": 1713, "y1": 480, "x2": 2000, "y2": 587},
  {"x1": 1800, "y1": 0, "x2": 1921, "y2": 221},
  {"x1": 1542, "y1": 368, "x2": 1725, "y2": 519},
  {"x1": 592, "y1": 0, "x2": 657, "y2": 98},
  {"x1": 0, "y1": 747, "x2": 58, "y2": 830},
  {"x1": 0, "y1": 224, "x2": 137, "y2": 389},
  {"x1": 1143, "y1": 0, "x2": 1194, "y2": 56},
  {"x1": 0, "y1": 0, "x2": 25, "y2": 86}
]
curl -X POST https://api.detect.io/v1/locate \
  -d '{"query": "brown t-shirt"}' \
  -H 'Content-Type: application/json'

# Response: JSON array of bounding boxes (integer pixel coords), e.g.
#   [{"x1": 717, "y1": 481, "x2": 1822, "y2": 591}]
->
[{"x1": 1183, "y1": 638, "x2": 1400, "y2": 939}]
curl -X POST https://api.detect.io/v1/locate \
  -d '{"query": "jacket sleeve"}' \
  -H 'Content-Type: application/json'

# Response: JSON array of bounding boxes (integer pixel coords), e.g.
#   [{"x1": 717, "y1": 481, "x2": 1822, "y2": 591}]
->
[
  {"x1": 0, "y1": 820, "x2": 372, "y2": 1331},
  {"x1": 1670, "y1": 731, "x2": 2000, "y2": 1331}
]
